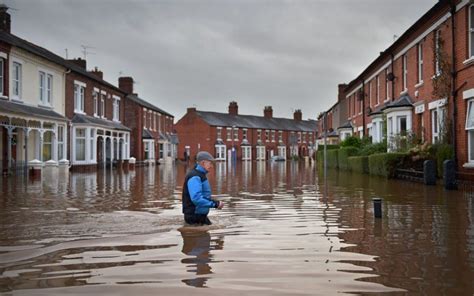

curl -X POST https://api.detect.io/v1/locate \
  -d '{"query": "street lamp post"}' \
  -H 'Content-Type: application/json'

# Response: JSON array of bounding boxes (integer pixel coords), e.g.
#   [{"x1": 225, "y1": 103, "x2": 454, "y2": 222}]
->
[{"x1": 232, "y1": 125, "x2": 236, "y2": 163}]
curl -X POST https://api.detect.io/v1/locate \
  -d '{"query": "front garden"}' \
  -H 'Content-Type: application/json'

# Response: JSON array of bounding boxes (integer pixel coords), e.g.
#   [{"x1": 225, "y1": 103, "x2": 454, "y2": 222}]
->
[{"x1": 317, "y1": 136, "x2": 454, "y2": 179}]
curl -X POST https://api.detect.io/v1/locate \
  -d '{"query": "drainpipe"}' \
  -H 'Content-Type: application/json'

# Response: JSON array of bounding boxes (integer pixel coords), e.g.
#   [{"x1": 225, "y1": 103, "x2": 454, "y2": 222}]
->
[
  {"x1": 391, "y1": 53, "x2": 395, "y2": 101},
  {"x1": 450, "y1": 2, "x2": 458, "y2": 168},
  {"x1": 361, "y1": 79, "x2": 366, "y2": 137}
]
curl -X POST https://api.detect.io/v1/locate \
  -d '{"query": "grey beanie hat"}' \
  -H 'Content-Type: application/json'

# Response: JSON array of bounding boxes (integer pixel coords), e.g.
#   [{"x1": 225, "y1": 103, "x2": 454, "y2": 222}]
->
[{"x1": 196, "y1": 151, "x2": 215, "y2": 162}]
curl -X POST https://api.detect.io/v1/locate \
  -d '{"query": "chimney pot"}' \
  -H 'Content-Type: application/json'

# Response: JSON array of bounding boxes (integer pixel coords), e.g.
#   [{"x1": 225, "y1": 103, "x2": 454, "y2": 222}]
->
[{"x1": 264, "y1": 106, "x2": 273, "y2": 118}]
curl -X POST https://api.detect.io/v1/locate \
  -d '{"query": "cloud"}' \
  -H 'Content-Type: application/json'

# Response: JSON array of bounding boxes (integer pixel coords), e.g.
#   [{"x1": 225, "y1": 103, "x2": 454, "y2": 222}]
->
[{"x1": 6, "y1": 0, "x2": 436, "y2": 120}]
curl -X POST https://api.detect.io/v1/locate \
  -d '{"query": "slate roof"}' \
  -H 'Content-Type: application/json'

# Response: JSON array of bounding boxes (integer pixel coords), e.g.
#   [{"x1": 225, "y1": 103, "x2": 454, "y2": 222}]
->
[
  {"x1": 195, "y1": 111, "x2": 317, "y2": 132},
  {"x1": 142, "y1": 129, "x2": 154, "y2": 139},
  {"x1": 337, "y1": 121, "x2": 353, "y2": 130},
  {"x1": 71, "y1": 113, "x2": 130, "y2": 131},
  {"x1": 381, "y1": 94, "x2": 413, "y2": 111},
  {"x1": 127, "y1": 94, "x2": 173, "y2": 117},
  {"x1": 0, "y1": 99, "x2": 67, "y2": 121}
]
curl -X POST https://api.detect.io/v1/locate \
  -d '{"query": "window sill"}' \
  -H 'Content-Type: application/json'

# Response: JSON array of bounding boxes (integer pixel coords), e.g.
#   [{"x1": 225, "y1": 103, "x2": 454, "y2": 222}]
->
[
  {"x1": 414, "y1": 81, "x2": 424, "y2": 88},
  {"x1": 38, "y1": 104, "x2": 53, "y2": 109},
  {"x1": 462, "y1": 162, "x2": 474, "y2": 169},
  {"x1": 11, "y1": 98, "x2": 23, "y2": 103},
  {"x1": 0, "y1": 95, "x2": 8, "y2": 100},
  {"x1": 74, "y1": 110, "x2": 85, "y2": 115},
  {"x1": 463, "y1": 57, "x2": 474, "y2": 66}
]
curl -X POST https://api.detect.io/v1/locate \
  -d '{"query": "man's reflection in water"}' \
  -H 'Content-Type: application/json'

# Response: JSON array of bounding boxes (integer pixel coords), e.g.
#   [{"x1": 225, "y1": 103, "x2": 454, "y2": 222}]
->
[{"x1": 179, "y1": 229, "x2": 224, "y2": 288}]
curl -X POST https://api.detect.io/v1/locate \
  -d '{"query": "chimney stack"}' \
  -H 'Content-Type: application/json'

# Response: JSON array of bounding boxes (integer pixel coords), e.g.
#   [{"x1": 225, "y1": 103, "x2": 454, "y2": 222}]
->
[
  {"x1": 228, "y1": 101, "x2": 238, "y2": 115},
  {"x1": 187, "y1": 107, "x2": 196, "y2": 113},
  {"x1": 294, "y1": 109, "x2": 302, "y2": 121},
  {"x1": 67, "y1": 58, "x2": 87, "y2": 70},
  {"x1": 338, "y1": 83, "x2": 347, "y2": 102},
  {"x1": 264, "y1": 106, "x2": 273, "y2": 118},
  {"x1": 0, "y1": 5, "x2": 11, "y2": 33},
  {"x1": 119, "y1": 77, "x2": 134, "y2": 94},
  {"x1": 88, "y1": 66, "x2": 103, "y2": 80}
]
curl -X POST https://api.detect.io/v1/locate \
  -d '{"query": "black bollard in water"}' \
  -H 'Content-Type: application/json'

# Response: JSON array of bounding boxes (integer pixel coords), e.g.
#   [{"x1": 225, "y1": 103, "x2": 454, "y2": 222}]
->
[{"x1": 373, "y1": 197, "x2": 382, "y2": 218}]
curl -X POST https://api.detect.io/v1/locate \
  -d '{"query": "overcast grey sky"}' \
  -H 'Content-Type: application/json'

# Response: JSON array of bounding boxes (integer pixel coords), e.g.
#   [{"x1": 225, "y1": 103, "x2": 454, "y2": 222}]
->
[{"x1": 6, "y1": 0, "x2": 436, "y2": 120}]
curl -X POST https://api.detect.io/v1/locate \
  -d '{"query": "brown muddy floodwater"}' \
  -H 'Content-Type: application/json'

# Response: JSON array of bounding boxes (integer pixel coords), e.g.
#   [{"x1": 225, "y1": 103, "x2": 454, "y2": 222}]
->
[{"x1": 0, "y1": 161, "x2": 473, "y2": 295}]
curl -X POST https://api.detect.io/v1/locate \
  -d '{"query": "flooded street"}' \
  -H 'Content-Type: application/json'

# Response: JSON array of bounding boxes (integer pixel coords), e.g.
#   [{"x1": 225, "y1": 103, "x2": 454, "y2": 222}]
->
[{"x1": 0, "y1": 162, "x2": 473, "y2": 295}]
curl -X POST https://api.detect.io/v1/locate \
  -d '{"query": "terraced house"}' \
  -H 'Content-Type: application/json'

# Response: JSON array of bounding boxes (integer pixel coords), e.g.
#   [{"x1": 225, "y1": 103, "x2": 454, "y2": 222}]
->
[
  {"x1": 176, "y1": 101, "x2": 317, "y2": 161},
  {"x1": 0, "y1": 6, "x2": 69, "y2": 174},
  {"x1": 65, "y1": 59, "x2": 131, "y2": 170},
  {"x1": 320, "y1": 0, "x2": 474, "y2": 179},
  {"x1": 119, "y1": 77, "x2": 177, "y2": 164}
]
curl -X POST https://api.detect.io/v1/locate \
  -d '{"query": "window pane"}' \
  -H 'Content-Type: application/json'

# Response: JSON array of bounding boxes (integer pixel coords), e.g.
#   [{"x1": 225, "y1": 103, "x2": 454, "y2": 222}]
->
[
  {"x1": 467, "y1": 101, "x2": 474, "y2": 129},
  {"x1": 400, "y1": 117, "x2": 407, "y2": 132},
  {"x1": 471, "y1": 31, "x2": 474, "y2": 57},
  {"x1": 471, "y1": 6, "x2": 474, "y2": 29},
  {"x1": 470, "y1": 130, "x2": 474, "y2": 161},
  {"x1": 76, "y1": 139, "x2": 85, "y2": 161}
]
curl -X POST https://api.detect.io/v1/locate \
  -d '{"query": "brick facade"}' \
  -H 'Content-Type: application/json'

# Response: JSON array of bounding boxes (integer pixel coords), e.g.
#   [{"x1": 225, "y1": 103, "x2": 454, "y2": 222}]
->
[
  {"x1": 176, "y1": 102, "x2": 317, "y2": 161},
  {"x1": 321, "y1": 0, "x2": 474, "y2": 179}
]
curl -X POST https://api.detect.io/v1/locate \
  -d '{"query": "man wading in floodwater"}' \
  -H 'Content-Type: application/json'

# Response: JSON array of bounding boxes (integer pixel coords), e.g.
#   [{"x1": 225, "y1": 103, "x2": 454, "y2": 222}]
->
[{"x1": 182, "y1": 151, "x2": 224, "y2": 225}]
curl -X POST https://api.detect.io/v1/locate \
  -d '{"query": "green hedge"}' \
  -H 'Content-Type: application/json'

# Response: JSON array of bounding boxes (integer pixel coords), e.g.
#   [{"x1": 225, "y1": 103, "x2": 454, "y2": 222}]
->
[
  {"x1": 348, "y1": 156, "x2": 369, "y2": 174},
  {"x1": 317, "y1": 148, "x2": 339, "y2": 169},
  {"x1": 368, "y1": 152, "x2": 407, "y2": 178},
  {"x1": 338, "y1": 147, "x2": 359, "y2": 170}
]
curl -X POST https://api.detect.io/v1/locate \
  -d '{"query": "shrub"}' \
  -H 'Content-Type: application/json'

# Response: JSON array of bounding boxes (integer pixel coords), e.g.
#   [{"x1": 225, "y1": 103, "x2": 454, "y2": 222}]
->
[
  {"x1": 348, "y1": 156, "x2": 369, "y2": 174},
  {"x1": 338, "y1": 146, "x2": 359, "y2": 170},
  {"x1": 368, "y1": 152, "x2": 408, "y2": 178},
  {"x1": 358, "y1": 142, "x2": 387, "y2": 156},
  {"x1": 340, "y1": 136, "x2": 362, "y2": 148},
  {"x1": 433, "y1": 143, "x2": 454, "y2": 177}
]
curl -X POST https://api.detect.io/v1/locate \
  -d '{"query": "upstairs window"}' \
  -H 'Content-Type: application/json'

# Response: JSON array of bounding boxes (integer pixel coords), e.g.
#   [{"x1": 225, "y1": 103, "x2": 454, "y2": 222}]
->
[
  {"x1": 435, "y1": 29, "x2": 441, "y2": 75},
  {"x1": 113, "y1": 97, "x2": 120, "y2": 122},
  {"x1": 470, "y1": 5, "x2": 474, "y2": 58},
  {"x1": 74, "y1": 83, "x2": 85, "y2": 113},
  {"x1": 93, "y1": 91, "x2": 99, "y2": 116},
  {"x1": 12, "y1": 61, "x2": 22, "y2": 100},
  {"x1": 402, "y1": 54, "x2": 408, "y2": 91},
  {"x1": 100, "y1": 93, "x2": 106, "y2": 118},
  {"x1": 217, "y1": 127, "x2": 222, "y2": 140},
  {"x1": 242, "y1": 128, "x2": 248, "y2": 140},
  {"x1": 417, "y1": 42, "x2": 424, "y2": 83}
]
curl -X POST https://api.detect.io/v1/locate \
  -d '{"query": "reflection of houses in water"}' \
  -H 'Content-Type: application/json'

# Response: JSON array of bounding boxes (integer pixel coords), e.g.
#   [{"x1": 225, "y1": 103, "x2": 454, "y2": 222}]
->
[{"x1": 214, "y1": 161, "x2": 226, "y2": 195}]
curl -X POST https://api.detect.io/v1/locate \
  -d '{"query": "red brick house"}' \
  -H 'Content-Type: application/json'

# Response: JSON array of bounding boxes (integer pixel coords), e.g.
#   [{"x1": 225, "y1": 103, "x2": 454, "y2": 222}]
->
[
  {"x1": 119, "y1": 77, "x2": 177, "y2": 164},
  {"x1": 175, "y1": 101, "x2": 317, "y2": 161},
  {"x1": 65, "y1": 59, "x2": 131, "y2": 169},
  {"x1": 320, "y1": 0, "x2": 474, "y2": 179}
]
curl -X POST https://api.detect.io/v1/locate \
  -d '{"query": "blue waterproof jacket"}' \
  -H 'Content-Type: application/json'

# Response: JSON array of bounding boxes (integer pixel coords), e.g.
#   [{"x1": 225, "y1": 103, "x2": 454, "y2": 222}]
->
[{"x1": 182, "y1": 164, "x2": 218, "y2": 215}]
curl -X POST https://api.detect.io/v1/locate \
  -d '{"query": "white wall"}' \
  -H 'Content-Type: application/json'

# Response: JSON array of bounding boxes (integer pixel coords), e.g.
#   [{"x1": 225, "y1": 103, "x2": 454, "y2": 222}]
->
[{"x1": 9, "y1": 47, "x2": 66, "y2": 116}]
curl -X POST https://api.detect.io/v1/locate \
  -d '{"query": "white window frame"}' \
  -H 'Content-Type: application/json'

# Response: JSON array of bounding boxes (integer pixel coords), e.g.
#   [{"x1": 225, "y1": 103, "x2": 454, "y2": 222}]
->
[
  {"x1": 278, "y1": 146, "x2": 286, "y2": 158},
  {"x1": 265, "y1": 130, "x2": 270, "y2": 142},
  {"x1": 57, "y1": 125, "x2": 64, "y2": 160},
  {"x1": 257, "y1": 129, "x2": 262, "y2": 141},
  {"x1": 242, "y1": 128, "x2": 248, "y2": 140},
  {"x1": 417, "y1": 42, "x2": 424, "y2": 84},
  {"x1": 74, "y1": 82, "x2": 86, "y2": 114},
  {"x1": 12, "y1": 61, "x2": 22, "y2": 101},
  {"x1": 435, "y1": 29, "x2": 441, "y2": 75},
  {"x1": 385, "y1": 68, "x2": 391, "y2": 101},
  {"x1": 113, "y1": 95, "x2": 120, "y2": 122},
  {"x1": 93, "y1": 91, "x2": 99, "y2": 117},
  {"x1": 271, "y1": 130, "x2": 275, "y2": 142},
  {"x1": 368, "y1": 80, "x2": 372, "y2": 108},
  {"x1": 242, "y1": 146, "x2": 251, "y2": 160},
  {"x1": 278, "y1": 130, "x2": 283, "y2": 142},
  {"x1": 75, "y1": 128, "x2": 86, "y2": 162},
  {"x1": 466, "y1": 98, "x2": 474, "y2": 163},
  {"x1": 376, "y1": 74, "x2": 380, "y2": 105},
  {"x1": 143, "y1": 108, "x2": 147, "y2": 130},
  {"x1": 233, "y1": 127, "x2": 239, "y2": 141},
  {"x1": 39, "y1": 71, "x2": 45, "y2": 104},
  {"x1": 402, "y1": 54, "x2": 408, "y2": 92},
  {"x1": 215, "y1": 144, "x2": 226, "y2": 160},
  {"x1": 217, "y1": 127, "x2": 222, "y2": 140},
  {"x1": 226, "y1": 127, "x2": 232, "y2": 141}
]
